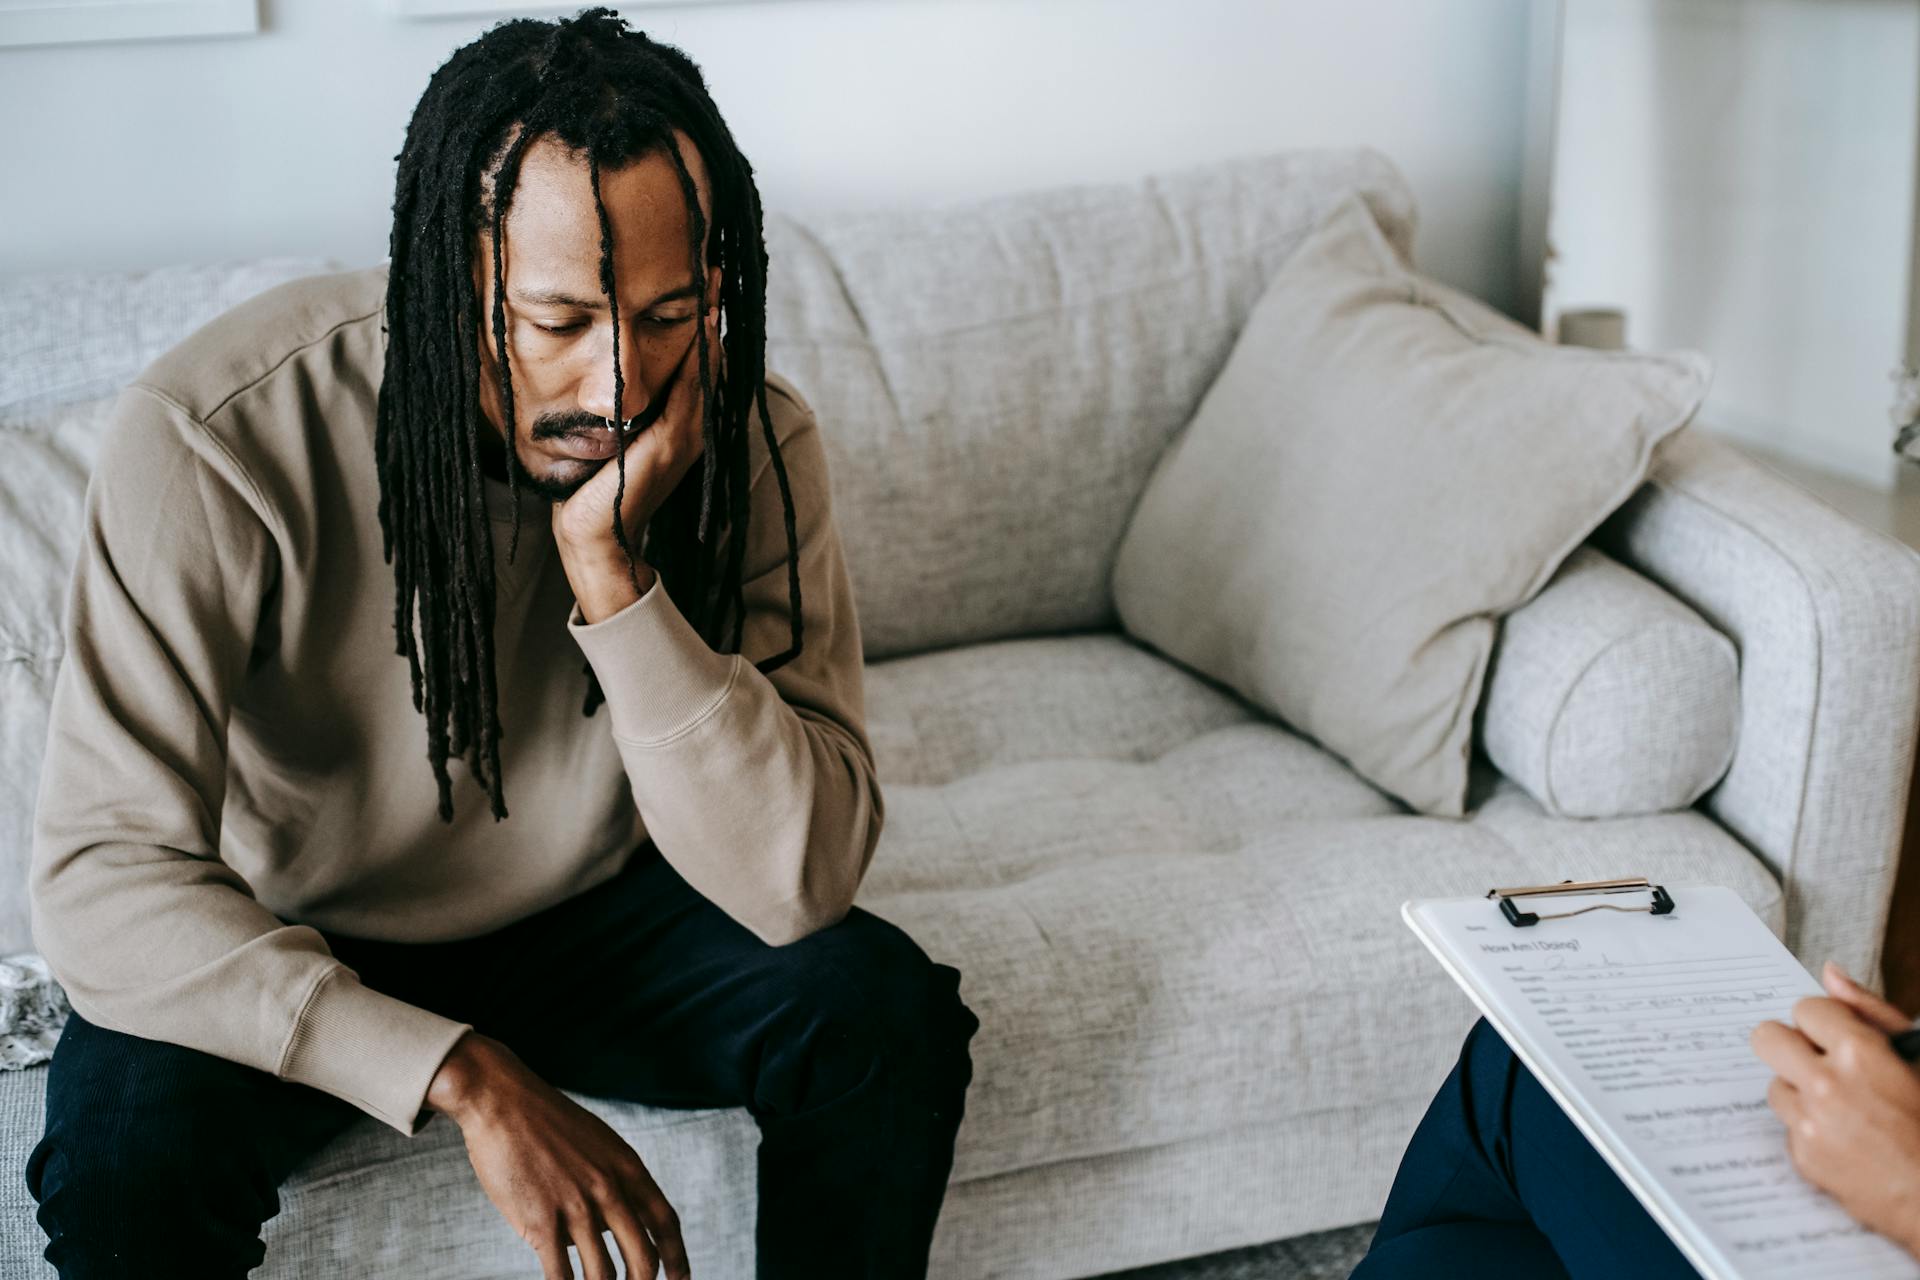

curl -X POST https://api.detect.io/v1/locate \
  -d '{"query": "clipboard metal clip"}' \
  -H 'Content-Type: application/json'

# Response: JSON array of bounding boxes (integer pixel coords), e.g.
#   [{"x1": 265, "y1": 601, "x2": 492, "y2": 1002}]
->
[{"x1": 1486, "y1": 877, "x2": 1675, "y2": 928}]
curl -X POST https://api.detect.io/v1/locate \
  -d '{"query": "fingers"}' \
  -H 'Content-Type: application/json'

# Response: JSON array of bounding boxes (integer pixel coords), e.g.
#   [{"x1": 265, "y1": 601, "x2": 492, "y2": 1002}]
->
[
  {"x1": 672, "y1": 320, "x2": 718, "y2": 445},
  {"x1": 615, "y1": 330, "x2": 706, "y2": 495},
  {"x1": 555, "y1": 323, "x2": 717, "y2": 551},
  {"x1": 606, "y1": 329, "x2": 707, "y2": 537},
  {"x1": 649, "y1": 1198, "x2": 691, "y2": 1280},
  {"x1": 1767, "y1": 1074, "x2": 1805, "y2": 1129},
  {"x1": 1794, "y1": 993, "x2": 1884, "y2": 1055},
  {"x1": 600, "y1": 1193, "x2": 663, "y2": 1280},
  {"x1": 624, "y1": 1165, "x2": 690, "y2": 1280},
  {"x1": 1752, "y1": 1017, "x2": 1823, "y2": 1087},
  {"x1": 529, "y1": 1220, "x2": 574, "y2": 1280},
  {"x1": 1824, "y1": 961, "x2": 1915, "y2": 1034},
  {"x1": 567, "y1": 1211, "x2": 620, "y2": 1280}
]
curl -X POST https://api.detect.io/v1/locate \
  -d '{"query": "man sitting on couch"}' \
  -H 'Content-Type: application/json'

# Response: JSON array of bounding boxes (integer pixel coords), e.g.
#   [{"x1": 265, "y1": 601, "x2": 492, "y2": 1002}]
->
[{"x1": 23, "y1": 9, "x2": 978, "y2": 1279}]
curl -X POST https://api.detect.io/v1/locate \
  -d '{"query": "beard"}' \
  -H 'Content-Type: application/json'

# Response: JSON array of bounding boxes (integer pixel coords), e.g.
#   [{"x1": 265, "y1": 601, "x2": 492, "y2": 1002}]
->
[
  {"x1": 479, "y1": 407, "x2": 615, "y2": 504},
  {"x1": 501, "y1": 441, "x2": 596, "y2": 504}
]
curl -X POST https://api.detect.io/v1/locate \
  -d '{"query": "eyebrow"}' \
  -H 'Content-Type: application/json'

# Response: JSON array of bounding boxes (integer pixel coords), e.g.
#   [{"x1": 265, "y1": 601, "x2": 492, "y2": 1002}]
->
[{"x1": 507, "y1": 282, "x2": 700, "y2": 311}]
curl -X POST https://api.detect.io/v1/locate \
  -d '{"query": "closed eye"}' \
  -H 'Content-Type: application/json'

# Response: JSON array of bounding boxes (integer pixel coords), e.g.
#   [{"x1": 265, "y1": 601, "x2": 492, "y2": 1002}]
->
[{"x1": 534, "y1": 315, "x2": 689, "y2": 335}]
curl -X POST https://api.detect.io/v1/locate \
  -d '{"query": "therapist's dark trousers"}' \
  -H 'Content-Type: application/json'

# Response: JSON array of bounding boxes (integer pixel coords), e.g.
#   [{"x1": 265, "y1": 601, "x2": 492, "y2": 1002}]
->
[
  {"x1": 1355, "y1": 1017, "x2": 1704, "y2": 1280},
  {"x1": 24, "y1": 840, "x2": 981, "y2": 1279}
]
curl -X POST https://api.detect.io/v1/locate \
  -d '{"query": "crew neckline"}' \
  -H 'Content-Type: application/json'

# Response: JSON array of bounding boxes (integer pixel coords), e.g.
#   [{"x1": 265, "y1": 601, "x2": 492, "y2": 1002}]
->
[{"x1": 481, "y1": 470, "x2": 553, "y2": 526}]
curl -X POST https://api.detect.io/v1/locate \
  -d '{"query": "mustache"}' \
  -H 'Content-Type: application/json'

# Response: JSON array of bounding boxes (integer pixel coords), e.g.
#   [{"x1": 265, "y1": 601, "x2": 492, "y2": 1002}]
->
[{"x1": 531, "y1": 337, "x2": 701, "y2": 439}]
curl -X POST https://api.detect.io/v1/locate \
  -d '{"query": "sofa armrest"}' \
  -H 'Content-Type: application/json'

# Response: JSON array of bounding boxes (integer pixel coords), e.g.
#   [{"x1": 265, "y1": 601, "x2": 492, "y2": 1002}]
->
[{"x1": 1592, "y1": 430, "x2": 1920, "y2": 980}]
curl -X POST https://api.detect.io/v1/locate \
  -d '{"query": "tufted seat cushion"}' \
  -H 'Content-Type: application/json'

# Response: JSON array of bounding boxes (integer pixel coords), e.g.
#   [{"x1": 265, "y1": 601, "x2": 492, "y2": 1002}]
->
[
  {"x1": 851, "y1": 634, "x2": 1783, "y2": 1183},
  {"x1": 0, "y1": 630, "x2": 1790, "y2": 1280},
  {"x1": 0, "y1": 637, "x2": 1789, "y2": 1280}
]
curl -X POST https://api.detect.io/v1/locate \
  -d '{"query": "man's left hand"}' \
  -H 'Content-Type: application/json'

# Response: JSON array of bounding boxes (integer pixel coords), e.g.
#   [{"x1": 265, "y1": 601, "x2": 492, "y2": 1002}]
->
[
  {"x1": 553, "y1": 314, "x2": 721, "y2": 617},
  {"x1": 1751, "y1": 961, "x2": 1920, "y2": 1257}
]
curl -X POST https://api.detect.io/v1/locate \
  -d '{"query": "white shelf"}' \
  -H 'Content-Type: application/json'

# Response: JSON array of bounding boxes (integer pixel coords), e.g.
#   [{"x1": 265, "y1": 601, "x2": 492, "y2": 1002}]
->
[
  {"x1": 387, "y1": 0, "x2": 748, "y2": 16},
  {"x1": 0, "y1": 0, "x2": 258, "y2": 48}
]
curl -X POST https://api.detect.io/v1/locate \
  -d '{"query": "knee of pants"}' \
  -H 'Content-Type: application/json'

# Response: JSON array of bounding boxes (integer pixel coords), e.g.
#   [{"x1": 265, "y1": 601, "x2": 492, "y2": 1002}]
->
[
  {"x1": 27, "y1": 1118, "x2": 274, "y2": 1259},
  {"x1": 1451, "y1": 1016, "x2": 1530, "y2": 1146},
  {"x1": 757, "y1": 910, "x2": 980, "y2": 1114},
  {"x1": 28, "y1": 1021, "x2": 287, "y2": 1256},
  {"x1": 1460, "y1": 1017, "x2": 1523, "y2": 1092}
]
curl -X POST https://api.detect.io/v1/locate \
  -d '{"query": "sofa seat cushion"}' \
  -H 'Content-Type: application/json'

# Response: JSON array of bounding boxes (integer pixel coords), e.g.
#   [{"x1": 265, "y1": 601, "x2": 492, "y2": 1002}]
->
[
  {"x1": 854, "y1": 634, "x2": 1784, "y2": 1183},
  {"x1": 0, "y1": 636, "x2": 1785, "y2": 1277},
  {"x1": 860, "y1": 634, "x2": 1406, "y2": 892}
]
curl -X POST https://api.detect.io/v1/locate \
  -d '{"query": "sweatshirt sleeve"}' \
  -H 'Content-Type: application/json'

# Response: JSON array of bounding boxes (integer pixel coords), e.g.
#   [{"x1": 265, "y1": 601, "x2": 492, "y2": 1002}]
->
[
  {"x1": 28, "y1": 385, "x2": 474, "y2": 1137},
  {"x1": 565, "y1": 382, "x2": 883, "y2": 947}
]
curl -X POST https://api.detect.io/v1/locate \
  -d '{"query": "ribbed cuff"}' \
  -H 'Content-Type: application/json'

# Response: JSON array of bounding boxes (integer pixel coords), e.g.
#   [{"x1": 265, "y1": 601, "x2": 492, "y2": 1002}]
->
[
  {"x1": 567, "y1": 575, "x2": 741, "y2": 745},
  {"x1": 279, "y1": 965, "x2": 475, "y2": 1136}
]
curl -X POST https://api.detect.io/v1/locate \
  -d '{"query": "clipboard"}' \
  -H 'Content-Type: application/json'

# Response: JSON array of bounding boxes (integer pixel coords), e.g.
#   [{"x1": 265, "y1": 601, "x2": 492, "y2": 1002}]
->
[{"x1": 1403, "y1": 878, "x2": 1920, "y2": 1280}]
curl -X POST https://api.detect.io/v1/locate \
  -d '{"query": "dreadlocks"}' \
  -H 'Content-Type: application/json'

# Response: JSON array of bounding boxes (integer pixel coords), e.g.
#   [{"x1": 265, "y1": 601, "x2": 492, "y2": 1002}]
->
[{"x1": 375, "y1": 6, "x2": 805, "y2": 824}]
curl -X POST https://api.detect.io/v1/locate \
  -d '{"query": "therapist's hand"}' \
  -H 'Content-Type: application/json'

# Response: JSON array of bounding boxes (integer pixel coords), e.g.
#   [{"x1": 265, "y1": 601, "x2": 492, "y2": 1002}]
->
[{"x1": 1750, "y1": 962, "x2": 1920, "y2": 1259}]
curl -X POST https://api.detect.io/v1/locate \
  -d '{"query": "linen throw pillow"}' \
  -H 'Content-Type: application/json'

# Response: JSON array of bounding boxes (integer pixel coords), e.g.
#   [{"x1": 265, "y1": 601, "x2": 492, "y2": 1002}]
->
[{"x1": 1110, "y1": 193, "x2": 1710, "y2": 816}]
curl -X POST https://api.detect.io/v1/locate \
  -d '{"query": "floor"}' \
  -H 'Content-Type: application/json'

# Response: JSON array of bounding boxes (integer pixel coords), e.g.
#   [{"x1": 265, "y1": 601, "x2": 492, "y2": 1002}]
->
[{"x1": 1097, "y1": 1224, "x2": 1378, "y2": 1280}]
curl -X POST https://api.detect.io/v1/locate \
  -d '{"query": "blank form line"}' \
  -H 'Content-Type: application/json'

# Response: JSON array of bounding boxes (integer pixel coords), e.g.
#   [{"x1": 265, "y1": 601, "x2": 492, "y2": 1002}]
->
[
  {"x1": 1527, "y1": 976, "x2": 1790, "y2": 995},
  {"x1": 1545, "y1": 1011, "x2": 1775, "y2": 1029}
]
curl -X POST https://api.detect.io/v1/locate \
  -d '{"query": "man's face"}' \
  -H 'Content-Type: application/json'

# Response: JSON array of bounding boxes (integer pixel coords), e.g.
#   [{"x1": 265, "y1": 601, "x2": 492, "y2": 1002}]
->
[{"x1": 470, "y1": 127, "x2": 724, "y2": 504}]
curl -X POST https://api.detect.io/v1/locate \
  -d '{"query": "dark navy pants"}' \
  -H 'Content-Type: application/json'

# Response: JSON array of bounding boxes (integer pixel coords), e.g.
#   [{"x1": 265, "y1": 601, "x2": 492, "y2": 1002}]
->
[
  {"x1": 24, "y1": 840, "x2": 980, "y2": 1278},
  {"x1": 1355, "y1": 1018, "x2": 1705, "y2": 1279}
]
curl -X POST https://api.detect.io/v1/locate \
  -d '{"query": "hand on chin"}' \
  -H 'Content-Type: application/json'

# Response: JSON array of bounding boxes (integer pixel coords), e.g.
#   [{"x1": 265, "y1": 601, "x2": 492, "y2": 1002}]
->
[{"x1": 551, "y1": 318, "x2": 720, "y2": 555}]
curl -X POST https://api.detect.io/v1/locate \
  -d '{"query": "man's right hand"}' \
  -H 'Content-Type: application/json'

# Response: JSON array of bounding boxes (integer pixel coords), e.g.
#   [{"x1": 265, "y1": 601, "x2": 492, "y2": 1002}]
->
[{"x1": 425, "y1": 1031, "x2": 691, "y2": 1280}]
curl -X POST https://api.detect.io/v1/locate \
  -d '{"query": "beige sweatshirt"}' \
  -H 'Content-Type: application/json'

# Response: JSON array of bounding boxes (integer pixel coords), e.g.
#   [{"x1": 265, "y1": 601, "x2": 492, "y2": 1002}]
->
[{"x1": 28, "y1": 263, "x2": 882, "y2": 1136}]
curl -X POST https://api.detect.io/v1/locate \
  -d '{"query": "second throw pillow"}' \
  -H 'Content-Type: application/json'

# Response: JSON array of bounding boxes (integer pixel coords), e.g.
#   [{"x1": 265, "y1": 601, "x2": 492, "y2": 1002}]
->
[{"x1": 1111, "y1": 193, "x2": 1710, "y2": 816}]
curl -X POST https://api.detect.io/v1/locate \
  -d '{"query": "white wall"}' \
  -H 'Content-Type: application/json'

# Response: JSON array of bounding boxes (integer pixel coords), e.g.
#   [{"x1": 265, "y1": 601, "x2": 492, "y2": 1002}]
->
[
  {"x1": 1546, "y1": 0, "x2": 1920, "y2": 490},
  {"x1": 0, "y1": 0, "x2": 1539, "y2": 315}
]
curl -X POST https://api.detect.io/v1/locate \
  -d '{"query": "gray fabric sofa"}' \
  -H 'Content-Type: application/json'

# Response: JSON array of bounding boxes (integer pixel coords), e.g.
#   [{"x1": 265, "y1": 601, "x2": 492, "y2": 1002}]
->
[{"x1": 3, "y1": 147, "x2": 1918, "y2": 1279}]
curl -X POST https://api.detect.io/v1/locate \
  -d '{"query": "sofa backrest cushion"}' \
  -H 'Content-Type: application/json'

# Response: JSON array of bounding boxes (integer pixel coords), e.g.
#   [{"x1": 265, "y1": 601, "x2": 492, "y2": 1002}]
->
[
  {"x1": 0, "y1": 258, "x2": 340, "y2": 430},
  {"x1": 763, "y1": 147, "x2": 1417, "y2": 660}
]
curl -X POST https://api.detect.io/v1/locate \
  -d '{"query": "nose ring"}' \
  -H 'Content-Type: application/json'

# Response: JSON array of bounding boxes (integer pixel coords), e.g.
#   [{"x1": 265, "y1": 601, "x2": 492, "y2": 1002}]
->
[{"x1": 603, "y1": 416, "x2": 634, "y2": 433}]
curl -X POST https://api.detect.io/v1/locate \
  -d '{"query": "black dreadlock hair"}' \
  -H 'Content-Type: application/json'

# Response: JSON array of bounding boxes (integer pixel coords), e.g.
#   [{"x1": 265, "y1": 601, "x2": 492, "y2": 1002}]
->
[{"x1": 375, "y1": 6, "x2": 805, "y2": 824}]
